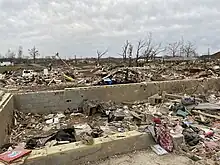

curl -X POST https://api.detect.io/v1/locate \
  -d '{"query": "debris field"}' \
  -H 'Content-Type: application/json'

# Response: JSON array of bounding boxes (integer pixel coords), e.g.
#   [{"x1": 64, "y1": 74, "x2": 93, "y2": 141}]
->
[
  {"x1": 1, "y1": 91, "x2": 220, "y2": 164},
  {"x1": 1, "y1": 59, "x2": 220, "y2": 164},
  {"x1": 1, "y1": 60, "x2": 220, "y2": 91}
]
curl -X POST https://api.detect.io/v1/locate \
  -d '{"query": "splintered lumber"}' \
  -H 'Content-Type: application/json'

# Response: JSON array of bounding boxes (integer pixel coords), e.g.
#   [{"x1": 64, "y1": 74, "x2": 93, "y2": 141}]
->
[{"x1": 192, "y1": 110, "x2": 220, "y2": 120}]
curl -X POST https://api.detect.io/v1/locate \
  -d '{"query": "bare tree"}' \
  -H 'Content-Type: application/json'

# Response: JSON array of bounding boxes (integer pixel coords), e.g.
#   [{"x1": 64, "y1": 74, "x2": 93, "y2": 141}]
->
[
  {"x1": 136, "y1": 39, "x2": 147, "y2": 66},
  {"x1": 149, "y1": 43, "x2": 165, "y2": 60},
  {"x1": 141, "y1": 33, "x2": 152, "y2": 61},
  {"x1": 10, "y1": 52, "x2": 16, "y2": 59},
  {"x1": 5, "y1": 49, "x2": 15, "y2": 63},
  {"x1": 141, "y1": 33, "x2": 164, "y2": 62},
  {"x1": 28, "y1": 46, "x2": 39, "y2": 63},
  {"x1": 119, "y1": 40, "x2": 129, "y2": 63},
  {"x1": 18, "y1": 46, "x2": 23, "y2": 59},
  {"x1": 5, "y1": 49, "x2": 10, "y2": 58},
  {"x1": 128, "y1": 43, "x2": 133, "y2": 67},
  {"x1": 166, "y1": 41, "x2": 182, "y2": 57},
  {"x1": 182, "y1": 41, "x2": 197, "y2": 57},
  {"x1": 6, "y1": 49, "x2": 16, "y2": 59},
  {"x1": 96, "y1": 49, "x2": 108, "y2": 66}
]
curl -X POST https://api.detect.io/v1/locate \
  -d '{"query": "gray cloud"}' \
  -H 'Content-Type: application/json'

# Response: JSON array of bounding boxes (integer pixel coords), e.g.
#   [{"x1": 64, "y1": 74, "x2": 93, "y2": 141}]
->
[{"x1": 0, "y1": 0, "x2": 219, "y2": 57}]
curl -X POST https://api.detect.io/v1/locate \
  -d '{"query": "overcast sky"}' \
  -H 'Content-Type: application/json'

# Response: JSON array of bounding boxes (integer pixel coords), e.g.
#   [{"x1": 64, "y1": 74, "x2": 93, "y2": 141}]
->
[{"x1": 0, "y1": 0, "x2": 219, "y2": 58}]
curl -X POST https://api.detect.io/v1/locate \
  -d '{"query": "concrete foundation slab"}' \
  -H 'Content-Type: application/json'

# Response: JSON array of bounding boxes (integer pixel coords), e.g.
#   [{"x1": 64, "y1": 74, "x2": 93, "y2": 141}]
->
[{"x1": 23, "y1": 131, "x2": 154, "y2": 165}]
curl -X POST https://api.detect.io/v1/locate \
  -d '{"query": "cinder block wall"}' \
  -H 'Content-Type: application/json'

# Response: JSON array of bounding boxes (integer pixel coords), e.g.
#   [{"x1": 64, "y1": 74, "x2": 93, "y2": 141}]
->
[
  {"x1": 13, "y1": 78, "x2": 220, "y2": 114},
  {"x1": 14, "y1": 90, "x2": 65, "y2": 113},
  {"x1": 0, "y1": 94, "x2": 14, "y2": 146},
  {"x1": 25, "y1": 131, "x2": 154, "y2": 165}
]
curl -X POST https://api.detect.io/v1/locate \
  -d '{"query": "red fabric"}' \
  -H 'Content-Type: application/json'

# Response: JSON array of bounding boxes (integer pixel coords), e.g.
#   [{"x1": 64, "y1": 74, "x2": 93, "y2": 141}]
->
[
  {"x1": 156, "y1": 123, "x2": 173, "y2": 152},
  {"x1": 153, "y1": 117, "x2": 161, "y2": 124}
]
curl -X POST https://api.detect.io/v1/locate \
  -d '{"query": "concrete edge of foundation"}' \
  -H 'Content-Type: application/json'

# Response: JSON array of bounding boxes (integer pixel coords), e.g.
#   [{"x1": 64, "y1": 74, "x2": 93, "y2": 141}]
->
[
  {"x1": 23, "y1": 131, "x2": 154, "y2": 165},
  {"x1": 64, "y1": 77, "x2": 215, "y2": 90},
  {"x1": 15, "y1": 90, "x2": 65, "y2": 95},
  {"x1": 14, "y1": 77, "x2": 218, "y2": 94},
  {"x1": 14, "y1": 77, "x2": 220, "y2": 113},
  {"x1": 0, "y1": 93, "x2": 12, "y2": 108},
  {"x1": 0, "y1": 92, "x2": 14, "y2": 146}
]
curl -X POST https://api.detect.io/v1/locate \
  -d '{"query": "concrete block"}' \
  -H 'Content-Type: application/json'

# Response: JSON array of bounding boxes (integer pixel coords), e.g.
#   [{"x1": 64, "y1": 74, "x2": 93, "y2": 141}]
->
[
  {"x1": 23, "y1": 131, "x2": 154, "y2": 165},
  {"x1": 148, "y1": 94, "x2": 162, "y2": 105},
  {"x1": 14, "y1": 90, "x2": 65, "y2": 113},
  {"x1": 171, "y1": 133, "x2": 185, "y2": 150}
]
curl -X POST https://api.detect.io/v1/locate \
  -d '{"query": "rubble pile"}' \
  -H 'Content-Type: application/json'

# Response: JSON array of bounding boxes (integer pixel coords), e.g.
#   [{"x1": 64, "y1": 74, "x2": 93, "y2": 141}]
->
[
  {"x1": 147, "y1": 92, "x2": 220, "y2": 164},
  {"x1": 92, "y1": 67, "x2": 145, "y2": 85},
  {"x1": 0, "y1": 60, "x2": 220, "y2": 91},
  {"x1": 0, "y1": 67, "x2": 82, "y2": 91},
  {"x1": 7, "y1": 100, "x2": 148, "y2": 149},
  {"x1": 0, "y1": 91, "x2": 220, "y2": 163},
  {"x1": 91, "y1": 60, "x2": 220, "y2": 85}
]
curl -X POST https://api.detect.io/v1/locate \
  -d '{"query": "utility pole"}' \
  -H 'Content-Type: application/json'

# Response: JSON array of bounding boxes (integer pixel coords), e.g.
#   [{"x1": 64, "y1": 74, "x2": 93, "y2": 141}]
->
[
  {"x1": 208, "y1": 47, "x2": 210, "y2": 62},
  {"x1": 55, "y1": 52, "x2": 71, "y2": 69},
  {"x1": 74, "y1": 55, "x2": 77, "y2": 65},
  {"x1": 208, "y1": 48, "x2": 210, "y2": 57}
]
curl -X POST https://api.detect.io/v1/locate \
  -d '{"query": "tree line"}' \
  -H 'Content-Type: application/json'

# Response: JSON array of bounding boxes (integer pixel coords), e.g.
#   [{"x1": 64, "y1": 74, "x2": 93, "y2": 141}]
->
[
  {"x1": 96, "y1": 33, "x2": 198, "y2": 66},
  {"x1": 2, "y1": 46, "x2": 40, "y2": 63},
  {"x1": 2, "y1": 33, "x2": 198, "y2": 65}
]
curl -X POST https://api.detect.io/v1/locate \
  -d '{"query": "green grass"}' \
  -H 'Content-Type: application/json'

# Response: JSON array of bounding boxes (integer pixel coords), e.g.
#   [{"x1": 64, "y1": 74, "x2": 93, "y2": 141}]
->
[
  {"x1": 0, "y1": 66, "x2": 21, "y2": 73},
  {"x1": 0, "y1": 64, "x2": 42, "y2": 73}
]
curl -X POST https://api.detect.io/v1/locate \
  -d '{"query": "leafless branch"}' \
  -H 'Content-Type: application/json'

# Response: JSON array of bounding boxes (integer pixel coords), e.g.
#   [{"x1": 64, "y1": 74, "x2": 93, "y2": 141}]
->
[
  {"x1": 17, "y1": 46, "x2": 23, "y2": 59},
  {"x1": 97, "y1": 49, "x2": 108, "y2": 58},
  {"x1": 6, "y1": 49, "x2": 16, "y2": 59},
  {"x1": 141, "y1": 33, "x2": 164, "y2": 62},
  {"x1": 135, "y1": 36, "x2": 148, "y2": 66},
  {"x1": 166, "y1": 41, "x2": 181, "y2": 57},
  {"x1": 28, "y1": 46, "x2": 39, "y2": 63},
  {"x1": 96, "y1": 49, "x2": 108, "y2": 65},
  {"x1": 149, "y1": 43, "x2": 165, "y2": 59},
  {"x1": 120, "y1": 40, "x2": 129, "y2": 61},
  {"x1": 182, "y1": 41, "x2": 197, "y2": 57},
  {"x1": 128, "y1": 43, "x2": 133, "y2": 67}
]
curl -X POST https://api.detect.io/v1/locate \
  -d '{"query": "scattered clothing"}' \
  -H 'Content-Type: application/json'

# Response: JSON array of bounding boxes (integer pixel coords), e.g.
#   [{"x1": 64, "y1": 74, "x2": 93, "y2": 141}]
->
[
  {"x1": 155, "y1": 123, "x2": 174, "y2": 152},
  {"x1": 26, "y1": 128, "x2": 76, "y2": 149},
  {"x1": 182, "y1": 127, "x2": 201, "y2": 146}
]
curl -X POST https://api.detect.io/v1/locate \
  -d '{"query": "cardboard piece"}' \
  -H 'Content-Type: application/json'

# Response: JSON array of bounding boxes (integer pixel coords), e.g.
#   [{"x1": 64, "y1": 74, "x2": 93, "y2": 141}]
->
[{"x1": 151, "y1": 144, "x2": 168, "y2": 155}]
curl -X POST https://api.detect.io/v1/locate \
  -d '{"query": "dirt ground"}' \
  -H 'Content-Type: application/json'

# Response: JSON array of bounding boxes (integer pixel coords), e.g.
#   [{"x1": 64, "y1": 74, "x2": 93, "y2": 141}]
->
[{"x1": 91, "y1": 150, "x2": 193, "y2": 165}]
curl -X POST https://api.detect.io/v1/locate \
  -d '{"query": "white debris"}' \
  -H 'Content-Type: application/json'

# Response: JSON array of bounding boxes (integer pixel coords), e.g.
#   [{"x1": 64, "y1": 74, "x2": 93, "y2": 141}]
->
[
  {"x1": 53, "y1": 118, "x2": 59, "y2": 124},
  {"x1": 56, "y1": 113, "x2": 65, "y2": 119},
  {"x1": 46, "y1": 118, "x2": 53, "y2": 124},
  {"x1": 45, "y1": 114, "x2": 54, "y2": 120}
]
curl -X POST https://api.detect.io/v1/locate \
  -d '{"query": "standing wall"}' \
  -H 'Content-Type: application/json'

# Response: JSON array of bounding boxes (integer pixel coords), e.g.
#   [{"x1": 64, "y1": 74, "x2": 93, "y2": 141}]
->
[
  {"x1": 14, "y1": 78, "x2": 220, "y2": 113},
  {"x1": 0, "y1": 93, "x2": 14, "y2": 146}
]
